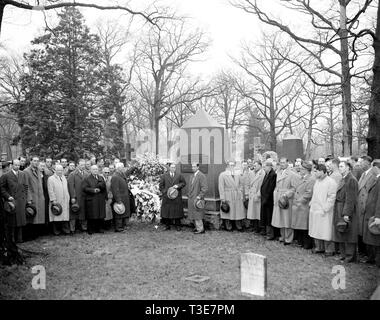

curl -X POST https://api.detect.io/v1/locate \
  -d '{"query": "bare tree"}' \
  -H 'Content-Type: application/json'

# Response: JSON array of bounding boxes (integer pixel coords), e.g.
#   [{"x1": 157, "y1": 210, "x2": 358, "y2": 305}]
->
[
  {"x1": 0, "y1": 0, "x2": 170, "y2": 35},
  {"x1": 233, "y1": 32, "x2": 304, "y2": 151},
  {"x1": 232, "y1": 0, "x2": 375, "y2": 156},
  {"x1": 133, "y1": 19, "x2": 209, "y2": 154}
]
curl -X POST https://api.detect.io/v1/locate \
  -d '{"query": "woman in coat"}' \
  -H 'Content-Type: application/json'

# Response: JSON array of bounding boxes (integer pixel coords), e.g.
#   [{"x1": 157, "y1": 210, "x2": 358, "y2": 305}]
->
[
  {"x1": 332, "y1": 161, "x2": 359, "y2": 263},
  {"x1": 363, "y1": 166, "x2": 380, "y2": 267},
  {"x1": 246, "y1": 160, "x2": 265, "y2": 233},
  {"x1": 219, "y1": 161, "x2": 245, "y2": 231},
  {"x1": 291, "y1": 161, "x2": 316, "y2": 249},
  {"x1": 110, "y1": 163, "x2": 131, "y2": 232},
  {"x1": 47, "y1": 165, "x2": 70, "y2": 235}
]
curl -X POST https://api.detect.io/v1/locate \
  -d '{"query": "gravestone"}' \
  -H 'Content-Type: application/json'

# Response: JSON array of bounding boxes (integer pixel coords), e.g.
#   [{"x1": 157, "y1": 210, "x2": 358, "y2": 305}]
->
[
  {"x1": 281, "y1": 134, "x2": 304, "y2": 163},
  {"x1": 240, "y1": 252, "x2": 267, "y2": 297},
  {"x1": 179, "y1": 109, "x2": 230, "y2": 229}
]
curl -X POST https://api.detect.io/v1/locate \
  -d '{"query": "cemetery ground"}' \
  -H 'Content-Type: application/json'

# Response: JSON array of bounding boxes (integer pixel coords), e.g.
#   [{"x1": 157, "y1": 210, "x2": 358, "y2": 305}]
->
[{"x1": 0, "y1": 221, "x2": 379, "y2": 300}]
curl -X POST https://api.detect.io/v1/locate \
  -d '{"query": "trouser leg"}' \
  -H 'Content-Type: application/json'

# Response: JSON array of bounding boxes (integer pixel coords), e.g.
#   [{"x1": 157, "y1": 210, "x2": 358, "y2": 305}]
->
[
  {"x1": 303, "y1": 231, "x2": 313, "y2": 249},
  {"x1": 374, "y1": 246, "x2": 380, "y2": 268},
  {"x1": 52, "y1": 222, "x2": 60, "y2": 235},
  {"x1": 194, "y1": 219, "x2": 204, "y2": 232},
  {"x1": 314, "y1": 239, "x2": 325, "y2": 252},
  {"x1": 284, "y1": 228, "x2": 294, "y2": 243},
  {"x1": 15, "y1": 227, "x2": 23, "y2": 243},
  {"x1": 266, "y1": 225, "x2": 274, "y2": 239},
  {"x1": 358, "y1": 235, "x2": 367, "y2": 255},
  {"x1": 61, "y1": 221, "x2": 70, "y2": 234},
  {"x1": 69, "y1": 220, "x2": 76, "y2": 233},
  {"x1": 280, "y1": 228, "x2": 285, "y2": 241},
  {"x1": 235, "y1": 220, "x2": 243, "y2": 230},
  {"x1": 224, "y1": 219, "x2": 232, "y2": 231},
  {"x1": 114, "y1": 217, "x2": 123, "y2": 231},
  {"x1": 80, "y1": 219, "x2": 87, "y2": 231},
  {"x1": 345, "y1": 242, "x2": 357, "y2": 261},
  {"x1": 325, "y1": 241, "x2": 335, "y2": 254}
]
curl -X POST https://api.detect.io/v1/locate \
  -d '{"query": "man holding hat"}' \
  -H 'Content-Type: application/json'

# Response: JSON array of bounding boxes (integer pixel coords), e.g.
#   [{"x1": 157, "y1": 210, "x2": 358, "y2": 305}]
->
[
  {"x1": 47, "y1": 165, "x2": 70, "y2": 235},
  {"x1": 187, "y1": 163, "x2": 208, "y2": 234},
  {"x1": 291, "y1": 161, "x2": 316, "y2": 249},
  {"x1": 159, "y1": 162, "x2": 186, "y2": 231},
  {"x1": 110, "y1": 162, "x2": 131, "y2": 232},
  {"x1": 0, "y1": 159, "x2": 28, "y2": 243}
]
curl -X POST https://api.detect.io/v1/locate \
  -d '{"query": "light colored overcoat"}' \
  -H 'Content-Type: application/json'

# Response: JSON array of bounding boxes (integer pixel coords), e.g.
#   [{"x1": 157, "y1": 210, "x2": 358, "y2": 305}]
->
[
  {"x1": 246, "y1": 169, "x2": 265, "y2": 220},
  {"x1": 47, "y1": 174, "x2": 70, "y2": 222},
  {"x1": 219, "y1": 170, "x2": 245, "y2": 220}
]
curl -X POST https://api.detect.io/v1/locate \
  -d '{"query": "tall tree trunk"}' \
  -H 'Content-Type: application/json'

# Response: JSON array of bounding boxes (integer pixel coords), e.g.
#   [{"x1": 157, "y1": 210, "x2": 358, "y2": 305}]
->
[
  {"x1": 153, "y1": 113, "x2": 159, "y2": 155},
  {"x1": 367, "y1": 1, "x2": 380, "y2": 159},
  {"x1": 269, "y1": 84, "x2": 276, "y2": 151},
  {"x1": 339, "y1": 0, "x2": 353, "y2": 156},
  {"x1": 305, "y1": 100, "x2": 315, "y2": 159},
  {"x1": 329, "y1": 104, "x2": 335, "y2": 157}
]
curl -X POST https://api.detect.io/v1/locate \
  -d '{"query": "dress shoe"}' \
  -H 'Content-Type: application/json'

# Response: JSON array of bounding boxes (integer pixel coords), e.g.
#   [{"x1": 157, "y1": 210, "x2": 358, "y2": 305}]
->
[
  {"x1": 115, "y1": 229, "x2": 125, "y2": 233},
  {"x1": 312, "y1": 249, "x2": 325, "y2": 254},
  {"x1": 339, "y1": 256, "x2": 346, "y2": 261},
  {"x1": 97, "y1": 229, "x2": 105, "y2": 234},
  {"x1": 344, "y1": 258, "x2": 356, "y2": 263},
  {"x1": 325, "y1": 252, "x2": 334, "y2": 257},
  {"x1": 284, "y1": 242, "x2": 291, "y2": 246},
  {"x1": 176, "y1": 226, "x2": 181, "y2": 231},
  {"x1": 364, "y1": 259, "x2": 375, "y2": 264},
  {"x1": 164, "y1": 225, "x2": 171, "y2": 230},
  {"x1": 266, "y1": 236, "x2": 275, "y2": 240},
  {"x1": 194, "y1": 229, "x2": 205, "y2": 234}
]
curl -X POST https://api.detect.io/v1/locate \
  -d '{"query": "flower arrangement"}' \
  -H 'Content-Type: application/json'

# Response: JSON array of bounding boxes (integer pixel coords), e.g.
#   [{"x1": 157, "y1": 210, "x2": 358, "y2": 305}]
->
[{"x1": 126, "y1": 153, "x2": 166, "y2": 222}]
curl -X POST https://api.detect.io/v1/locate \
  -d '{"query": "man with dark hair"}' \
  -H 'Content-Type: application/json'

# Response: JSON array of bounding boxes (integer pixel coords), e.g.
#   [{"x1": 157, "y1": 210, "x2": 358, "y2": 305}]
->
[
  {"x1": 332, "y1": 161, "x2": 359, "y2": 263},
  {"x1": 363, "y1": 159, "x2": 380, "y2": 267},
  {"x1": 45, "y1": 158, "x2": 55, "y2": 177},
  {"x1": 188, "y1": 163, "x2": 208, "y2": 234},
  {"x1": 18, "y1": 156, "x2": 26, "y2": 171},
  {"x1": 0, "y1": 159, "x2": 28, "y2": 243},
  {"x1": 357, "y1": 159, "x2": 379, "y2": 261},
  {"x1": 159, "y1": 162, "x2": 186, "y2": 231},
  {"x1": 260, "y1": 160, "x2": 277, "y2": 240},
  {"x1": 350, "y1": 156, "x2": 364, "y2": 181},
  {"x1": 309, "y1": 164, "x2": 337, "y2": 256}
]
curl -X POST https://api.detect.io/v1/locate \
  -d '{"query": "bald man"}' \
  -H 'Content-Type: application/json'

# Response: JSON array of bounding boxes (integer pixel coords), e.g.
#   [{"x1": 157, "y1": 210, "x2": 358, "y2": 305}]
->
[{"x1": 82, "y1": 165, "x2": 107, "y2": 234}]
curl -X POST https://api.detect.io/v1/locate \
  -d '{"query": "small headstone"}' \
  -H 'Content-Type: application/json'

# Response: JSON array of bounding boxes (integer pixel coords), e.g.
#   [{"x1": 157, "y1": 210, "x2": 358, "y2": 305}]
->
[
  {"x1": 240, "y1": 252, "x2": 267, "y2": 297},
  {"x1": 184, "y1": 275, "x2": 210, "y2": 283}
]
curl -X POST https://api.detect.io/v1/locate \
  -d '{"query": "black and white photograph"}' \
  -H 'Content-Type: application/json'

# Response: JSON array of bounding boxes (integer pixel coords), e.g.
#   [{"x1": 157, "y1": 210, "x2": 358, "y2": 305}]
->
[{"x1": 0, "y1": 0, "x2": 380, "y2": 305}]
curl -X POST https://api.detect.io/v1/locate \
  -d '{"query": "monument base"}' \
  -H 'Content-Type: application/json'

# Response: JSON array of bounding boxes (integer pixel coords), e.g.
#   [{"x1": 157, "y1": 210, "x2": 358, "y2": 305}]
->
[{"x1": 181, "y1": 208, "x2": 222, "y2": 230}]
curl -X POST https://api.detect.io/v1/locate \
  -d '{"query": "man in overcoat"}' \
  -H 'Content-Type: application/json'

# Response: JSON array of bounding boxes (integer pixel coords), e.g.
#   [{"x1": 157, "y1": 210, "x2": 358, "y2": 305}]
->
[
  {"x1": 246, "y1": 160, "x2": 265, "y2": 233},
  {"x1": 0, "y1": 159, "x2": 28, "y2": 243},
  {"x1": 110, "y1": 162, "x2": 131, "y2": 232},
  {"x1": 187, "y1": 163, "x2": 208, "y2": 234},
  {"x1": 24, "y1": 156, "x2": 45, "y2": 238},
  {"x1": 363, "y1": 160, "x2": 380, "y2": 267},
  {"x1": 219, "y1": 161, "x2": 245, "y2": 231},
  {"x1": 291, "y1": 161, "x2": 316, "y2": 249},
  {"x1": 357, "y1": 156, "x2": 377, "y2": 257},
  {"x1": 271, "y1": 157, "x2": 300, "y2": 245},
  {"x1": 159, "y1": 163, "x2": 186, "y2": 231},
  {"x1": 82, "y1": 165, "x2": 107, "y2": 234},
  {"x1": 67, "y1": 159, "x2": 87, "y2": 232},
  {"x1": 260, "y1": 160, "x2": 277, "y2": 240},
  {"x1": 47, "y1": 165, "x2": 70, "y2": 235},
  {"x1": 332, "y1": 161, "x2": 359, "y2": 263}
]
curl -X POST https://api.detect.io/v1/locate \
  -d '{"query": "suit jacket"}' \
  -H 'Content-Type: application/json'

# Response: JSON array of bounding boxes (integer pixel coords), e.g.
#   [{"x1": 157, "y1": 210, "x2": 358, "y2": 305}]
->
[
  {"x1": 67, "y1": 169, "x2": 87, "y2": 220},
  {"x1": 0, "y1": 170, "x2": 28, "y2": 227},
  {"x1": 260, "y1": 168, "x2": 277, "y2": 226},
  {"x1": 82, "y1": 174, "x2": 107, "y2": 220},
  {"x1": 110, "y1": 171, "x2": 131, "y2": 218}
]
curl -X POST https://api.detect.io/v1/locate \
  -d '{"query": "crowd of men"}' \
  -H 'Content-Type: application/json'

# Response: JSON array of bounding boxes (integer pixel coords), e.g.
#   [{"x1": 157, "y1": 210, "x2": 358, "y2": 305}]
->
[
  {"x1": 1, "y1": 153, "x2": 380, "y2": 268},
  {"x1": 0, "y1": 155, "x2": 133, "y2": 265},
  {"x1": 214, "y1": 155, "x2": 380, "y2": 266}
]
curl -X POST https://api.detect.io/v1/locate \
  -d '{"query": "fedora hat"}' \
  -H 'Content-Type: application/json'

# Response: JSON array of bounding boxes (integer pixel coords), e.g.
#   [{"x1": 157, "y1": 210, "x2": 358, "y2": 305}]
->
[
  {"x1": 278, "y1": 195, "x2": 289, "y2": 209},
  {"x1": 220, "y1": 201, "x2": 230, "y2": 213},
  {"x1": 167, "y1": 187, "x2": 178, "y2": 200},
  {"x1": 368, "y1": 216, "x2": 380, "y2": 235},
  {"x1": 336, "y1": 220, "x2": 350, "y2": 233},
  {"x1": 113, "y1": 202, "x2": 125, "y2": 215},
  {"x1": 194, "y1": 198, "x2": 205, "y2": 210},
  {"x1": 4, "y1": 200, "x2": 16, "y2": 213},
  {"x1": 71, "y1": 202, "x2": 80, "y2": 213},
  {"x1": 25, "y1": 203, "x2": 37, "y2": 218},
  {"x1": 51, "y1": 203, "x2": 63, "y2": 216}
]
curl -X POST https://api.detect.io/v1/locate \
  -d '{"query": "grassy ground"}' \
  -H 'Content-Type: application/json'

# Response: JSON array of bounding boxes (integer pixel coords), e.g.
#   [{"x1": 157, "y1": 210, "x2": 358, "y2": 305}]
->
[{"x1": 1, "y1": 221, "x2": 379, "y2": 300}]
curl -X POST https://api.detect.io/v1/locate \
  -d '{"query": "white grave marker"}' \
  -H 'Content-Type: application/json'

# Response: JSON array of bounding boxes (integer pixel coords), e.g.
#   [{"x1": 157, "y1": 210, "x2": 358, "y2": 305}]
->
[{"x1": 240, "y1": 252, "x2": 267, "y2": 297}]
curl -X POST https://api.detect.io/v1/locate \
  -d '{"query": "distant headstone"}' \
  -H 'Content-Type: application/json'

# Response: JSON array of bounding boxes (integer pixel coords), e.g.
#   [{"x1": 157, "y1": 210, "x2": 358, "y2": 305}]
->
[
  {"x1": 240, "y1": 252, "x2": 267, "y2": 297},
  {"x1": 281, "y1": 135, "x2": 304, "y2": 163}
]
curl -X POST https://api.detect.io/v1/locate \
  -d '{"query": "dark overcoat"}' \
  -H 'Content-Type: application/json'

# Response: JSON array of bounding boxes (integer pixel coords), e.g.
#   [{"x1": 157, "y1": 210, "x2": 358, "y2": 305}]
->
[
  {"x1": 159, "y1": 172, "x2": 186, "y2": 219},
  {"x1": 363, "y1": 176, "x2": 380, "y2": 247},
  {"x1": 260, "y1": 168, "x2": 277, "y2": 226},
  {"x1": 82, "y1": 174, "x2": 107, "y2": 220},
  {"x1": 187, "y1": 171, "x2": 208, "y2": 220},
  {"x1": 110, "y1": 171, "x2": 131, "y2": 219},
  {"x1": 332, "y1": 172, "x2": 359, "y2": 243},
  {"x1": 67, "y1": 169, "x2": 87, "y2": 220},
  {"x1": 0, "y1": 170, "x2": 28, "y2": 227}
]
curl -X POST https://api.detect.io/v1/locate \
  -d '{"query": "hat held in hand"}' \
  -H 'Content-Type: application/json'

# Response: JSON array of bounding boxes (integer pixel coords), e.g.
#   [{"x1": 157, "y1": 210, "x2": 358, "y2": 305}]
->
[
  {"x1": 51, "y1": 203, "x2": 63, "y2": 216},
  {"x1": 167, "y1": 187, "x2": 178, "y2": 199},
  {"x1": 25, "y1": 203, "x2": 37, "y2": 218},
  {"x1": 113, "y1": 202, "x2": 125, "y2": 215},
  {"x1": 368, "y1": 216, "x2": 380, "y2": 235}
]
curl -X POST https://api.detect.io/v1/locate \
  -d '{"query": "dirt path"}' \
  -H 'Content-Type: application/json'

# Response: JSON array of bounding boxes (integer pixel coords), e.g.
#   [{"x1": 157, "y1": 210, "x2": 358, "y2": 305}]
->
[{"x1": 1, "y1": 222, "x2": 378, "y2": 299}]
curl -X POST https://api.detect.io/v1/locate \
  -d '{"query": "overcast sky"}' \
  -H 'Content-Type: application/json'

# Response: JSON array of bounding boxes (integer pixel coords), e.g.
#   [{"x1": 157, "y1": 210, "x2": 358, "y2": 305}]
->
[{"x1": 0, "y1": 0, "x2": 297, "y2": 76}]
